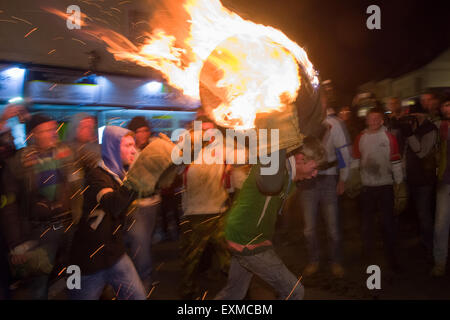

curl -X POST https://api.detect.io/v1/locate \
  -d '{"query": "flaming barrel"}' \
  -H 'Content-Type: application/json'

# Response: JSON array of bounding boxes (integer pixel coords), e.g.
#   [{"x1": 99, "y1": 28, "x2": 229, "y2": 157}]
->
[{"x1": 199, "y1": 35, "x2": 305, "y2": 154}]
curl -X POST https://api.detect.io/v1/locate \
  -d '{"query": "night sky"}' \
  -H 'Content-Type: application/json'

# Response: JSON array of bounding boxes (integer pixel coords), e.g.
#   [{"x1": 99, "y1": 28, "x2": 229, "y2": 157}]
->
[{"x1": 222, "y1": 0, "x2": 450, "y2": 103}]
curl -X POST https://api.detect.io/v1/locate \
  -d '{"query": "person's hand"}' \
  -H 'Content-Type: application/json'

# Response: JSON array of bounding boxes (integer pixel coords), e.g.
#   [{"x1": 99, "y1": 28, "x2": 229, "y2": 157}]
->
[
  {"x1": 336, "y1": 180, "x2": 345, "y2": 195},
  {"x1": 294, "y1": 153, "x2": 318, "y2": 181},
  {"x1": 10, "y1": 253, "x2": 27, "y2": 265}
]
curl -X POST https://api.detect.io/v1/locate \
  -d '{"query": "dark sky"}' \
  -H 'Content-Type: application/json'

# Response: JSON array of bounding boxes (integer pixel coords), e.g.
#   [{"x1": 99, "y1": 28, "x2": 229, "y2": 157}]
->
[{"x1": 222, "y1": 0, "x2": 450, "y2": 103}]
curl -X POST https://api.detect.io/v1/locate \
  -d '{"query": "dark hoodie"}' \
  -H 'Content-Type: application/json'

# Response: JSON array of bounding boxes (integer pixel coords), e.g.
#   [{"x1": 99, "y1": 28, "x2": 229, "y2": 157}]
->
[{"x1": 70, "y1": 126, "x2": 137, "y2": 274}]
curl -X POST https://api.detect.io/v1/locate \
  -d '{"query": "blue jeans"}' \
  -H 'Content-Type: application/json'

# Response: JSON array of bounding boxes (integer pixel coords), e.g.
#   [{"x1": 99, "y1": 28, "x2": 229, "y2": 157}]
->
[
  {"x1": 124, "y1": 203, "x2": 158, "y2": 283},
  {"x1": 68, "y1": 254, "x2": 146, "y2": 300},
  {"x1": 299, "y1": 175, "x2": 342, "y2": 264},
  {"x1": 409, "y1": 185, "x2": 434, "y2": 254},
  {"x1": 215, "y1": 248, "x2": 304, "y2": 300},
  {"x1": 434, "y1": 183, "x2": 450, "y2": 266}
]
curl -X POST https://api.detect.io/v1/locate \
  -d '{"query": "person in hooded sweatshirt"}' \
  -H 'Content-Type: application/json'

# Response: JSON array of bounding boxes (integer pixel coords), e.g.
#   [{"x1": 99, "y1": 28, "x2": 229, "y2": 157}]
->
[{"x1": 69, "y1": 126, "x2": 146, "y2": 300}]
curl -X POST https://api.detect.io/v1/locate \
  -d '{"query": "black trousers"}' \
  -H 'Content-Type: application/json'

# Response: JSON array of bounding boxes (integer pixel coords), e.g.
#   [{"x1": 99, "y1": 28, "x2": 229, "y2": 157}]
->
[{"x1": 360, "y1": 185, "x2": 398, "y2": 266}]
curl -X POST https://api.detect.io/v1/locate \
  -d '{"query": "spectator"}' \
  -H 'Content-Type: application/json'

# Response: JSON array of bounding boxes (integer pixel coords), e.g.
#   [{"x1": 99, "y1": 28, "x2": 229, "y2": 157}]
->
[
  {"x1": 0, "y1": 114, "x2": 83, "y2": 299},
  {"x1": 65, "y1": 112, "x2": 101, "y2": 171},
  {"x1": 401, "y1": 103, "x2": 437, "y2": 261},
  {"x1": 421, "y1": 89, "x2": 441, "y2": 123},
  {"x1": 179, "y1": 122, "x2": 231, "y2": 299},
  {"x1": 299, "y1": 104, "x2": 352, "y2": 278},
  {"x1": 0, "y1": 102, "x2": 29, "y2": 299},
  {"x1": 432, "y1": 94, "x2": 450, "y2": 277},
  {"x1": 69, "y1": 126, "x2": 146, "y2": 300},
  {"x1": 126, "y1": 116, "x2": 161, "y2": 290},
  {"x1": 385, "y1": 97, "x2": 407, "y2": 153},
  {"x1": 353, "y1": 107, "x2": 403, "y2": 273}
]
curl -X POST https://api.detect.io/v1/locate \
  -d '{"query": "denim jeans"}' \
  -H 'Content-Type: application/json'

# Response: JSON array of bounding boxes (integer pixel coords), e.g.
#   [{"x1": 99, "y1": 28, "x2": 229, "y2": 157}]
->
[
  {"x1": 68, "y1": 254, "x2": 146, "y2": 300},
  {"x1": 434, "y1": 183, "x2": 450, "y2": 266},
  {"x1": 360, "y1": 185, "x2": 397, "y2": 265},
  {"x1": 409, "y1": 185, "x2": 434, "y2": 254},
  {"x1": 299, "y1": 175, "x2": 342, "y2": 264},
  {"x1": 215, "y1": 248, "x2": 304, "y2": 300},
  {"x1": 124, "y1": 203, "x2": 158, "y2": 283}
]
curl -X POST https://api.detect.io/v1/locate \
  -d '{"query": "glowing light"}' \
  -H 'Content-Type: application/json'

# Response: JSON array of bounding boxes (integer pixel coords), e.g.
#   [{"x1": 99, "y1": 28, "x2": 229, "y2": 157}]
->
[
  {"x1": 146, "y1": 81, "x2": 163, "y2": 93},
  {"x1": 8, "y1": 96, "x2": 24, "y2": 104}
]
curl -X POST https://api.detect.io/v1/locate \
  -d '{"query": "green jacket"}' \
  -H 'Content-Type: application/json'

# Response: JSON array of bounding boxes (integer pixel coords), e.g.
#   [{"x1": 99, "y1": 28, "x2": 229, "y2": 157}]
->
[{"x1": 225, "y1": 163, "x2": 292, "y2": 247}]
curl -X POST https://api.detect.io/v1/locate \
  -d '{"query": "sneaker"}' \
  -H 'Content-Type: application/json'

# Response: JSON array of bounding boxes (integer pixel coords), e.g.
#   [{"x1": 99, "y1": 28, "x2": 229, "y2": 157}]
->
[
  {"x1": 331, "y1": 263, "x2": 345, "y2": 278},
  {"x1": 431, "y1": 264, "x2": 446, "y2": 277},
  {"x1": 303, "y1": 262, "x2": 319, "y2": 276}
]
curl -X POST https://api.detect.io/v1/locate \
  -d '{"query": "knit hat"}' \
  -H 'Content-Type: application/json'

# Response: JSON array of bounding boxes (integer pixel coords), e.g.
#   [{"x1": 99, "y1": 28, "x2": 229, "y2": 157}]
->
[
  {"x1": 26, "y1": 114, "x2": 54, "y2": 134},
  {"x1": 127, "y1": 116, "x2": 150, "y2": 133}
]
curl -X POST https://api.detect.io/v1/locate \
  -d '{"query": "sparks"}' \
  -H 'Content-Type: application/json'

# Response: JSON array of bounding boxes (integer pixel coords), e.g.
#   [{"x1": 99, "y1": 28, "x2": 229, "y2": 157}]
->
[
  {"x1": 0, "y1": 19, "x2": 17, "y2": 24},
  {"x1": 72, "y1": 167, "x2": 83, "y2": 176},
  {"x1": 126, "y1": 219, "x2": 136, "y2": 231},
  {"x1": 80, "y1": 185, "x2": 90, "y2": 195},
  {"x1": 47, "y1": 49, "x2": 56, "y2": 55},
  {"x1": 285, "y1": 275, "x2": 303, "y2": 300},
  {"x1": 49, "y1": 83, "x2": 57, "y2": 91},
  {"x1": 56, "y1": 122, "x2": 64, "y2": 132},
  {"x1": 70, "y1": 188, "x2": 82, "y2": 200},
  {"x1": 40, "y1": 227, "x2": 51, "y2": 239},
  {"x1": 43, "y1": 174, "x2": 55, "y2": 184},
  {"x1": 125, "y1": 206, "x2": 137, "y2": 217},
  {"x1": 58, "y1": 267, "x2": 67, "y2": 276},
  {"x1": 89, "y1": 244, "x2": 105, "y2": 259},
  {"x1": 112, "y1": 224, "x2": 122, "y2": 235},
  {"x1": 72, "y1": 38, "x2": 87, "y2": 45},
  {"x1": 155, "y1": 262, "x2": 164, "y2": 272},
  {"x1": 24, "y1": 133, "x2": 33, "y2": 143},
  {"x1": 146, "y1": 285, "x2": 156, "y2": 299},
  {"x1": 24, "y1": 27, "x2": 38, "y2": 38},
  {"x1": 11, "y1": 16, "x2": 32, "y2": 25},
  {"x1": 201, "y1": 291, "x2": 208, "y2": 300},
  {"x1": 64, "y1": 221, "x2": 74, "y2": 233},
  {"x1": 245, "y1": 233, "x2": 263, "y2": 246}
]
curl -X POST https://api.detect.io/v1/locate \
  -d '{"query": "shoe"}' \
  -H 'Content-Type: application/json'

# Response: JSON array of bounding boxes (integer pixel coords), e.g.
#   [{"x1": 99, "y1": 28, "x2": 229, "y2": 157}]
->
[
  {"x1": 431, "y1": 264, "x2": 446, "y2": 277},
  {"x1": 331, "y1": 263, "x2": 345, "y2": 278},
  {"x1": 303, "y1": 262, "x2": 319, "y2": 276}
]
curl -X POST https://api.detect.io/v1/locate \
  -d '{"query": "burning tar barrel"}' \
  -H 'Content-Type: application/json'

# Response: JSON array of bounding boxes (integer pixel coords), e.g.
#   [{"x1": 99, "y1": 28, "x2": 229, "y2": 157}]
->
[{"x1": 199, "y1": 34, "x2": 323, "y2": 155}]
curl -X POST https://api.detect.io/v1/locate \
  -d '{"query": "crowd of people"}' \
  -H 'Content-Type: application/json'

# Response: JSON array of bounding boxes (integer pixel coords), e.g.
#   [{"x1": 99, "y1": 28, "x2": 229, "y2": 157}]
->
[{"x1": 0, "y1": 86, "x2": 449, "y2": 300}]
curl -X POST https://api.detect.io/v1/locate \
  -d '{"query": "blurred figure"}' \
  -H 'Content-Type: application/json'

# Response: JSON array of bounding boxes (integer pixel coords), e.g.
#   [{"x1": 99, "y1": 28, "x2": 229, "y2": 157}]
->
[
  {"x1": 338, "y1": 106, "x2": 351, "y2": 123},
  {"x1": 215, "y1": 137, "x2": 324, "y2": 300},
  {"x1": 179, "y1": 121, "x2": 231, "y2": 299},
  {"x1": 385, "y1": 97, "x2": 407, "y2": 154},
  {"x1": 432, "y1": 94, "x2": 450, "y2": 277},
  {"x1": 65, "y1": 113, "x2": 100, "y2": 172},
  {"x1": 299, "y1": 99, "x2": 352, "y2": 278},
  {"x1": 126, "y1": 116, "x2": 160, "y2": 290},
  {"x1": 127, "y1": 116, "x2": 152, "y2": 151},
  {"x1": 0, "y1": 114, "x2": 83, "y2": 299},
  {"x1": 353, "y1": 107, "x2": 404, "y2": 273},
  {"x1": 400, "y1": 103, "x2": 437, "y2": 260},
  {"x1": 69, "y1": 126, "x2": 146, "y2": 300},
  {"x1": 421, "y1": 89, "x2": 441, "y2": 123},
  {"x1": 0, "y1": 102, "x2": 29, "y2": 299}
]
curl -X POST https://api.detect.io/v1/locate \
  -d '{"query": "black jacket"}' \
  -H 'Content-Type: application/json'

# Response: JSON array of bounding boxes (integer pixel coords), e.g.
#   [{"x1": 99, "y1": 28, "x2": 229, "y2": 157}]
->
[{"x1": 70, "y1": 165, "x2": 136, "y2": 275}]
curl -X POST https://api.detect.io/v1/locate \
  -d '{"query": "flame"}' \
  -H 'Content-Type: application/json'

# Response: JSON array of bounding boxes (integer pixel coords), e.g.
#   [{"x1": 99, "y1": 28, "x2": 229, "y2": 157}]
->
[{"x1": 46, "y1": 0, "x2": 318, "y2": 129}]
